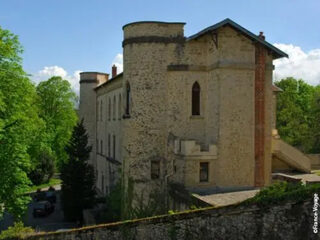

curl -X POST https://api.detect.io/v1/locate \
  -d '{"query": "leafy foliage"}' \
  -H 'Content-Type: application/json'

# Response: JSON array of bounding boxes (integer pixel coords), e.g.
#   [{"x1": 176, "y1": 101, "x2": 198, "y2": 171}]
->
[
  {"x1": 99, "y1": 181, "x2": 122, "y2": 223},
  {"x1": 246, "y1": 181, "x2": 320, "y2": 206},
  {"x1": 0, "y1": 222, "x2": 34, "y2": 239},
  {"x1": 28, "y1": 150, "x2": 55, "y2": 185},
  {"x1": 0, "y1": 25, "x2": 41, "y2": 219},
  {"x1": 275, "y1": 77, "x2": 320, "y2": 153},
  {"x1": 61, "y1": 120, "x2": 96, "y2": 222},
  {"x1": 36, "y1": 76, "x2": 78, "y2": 169}
]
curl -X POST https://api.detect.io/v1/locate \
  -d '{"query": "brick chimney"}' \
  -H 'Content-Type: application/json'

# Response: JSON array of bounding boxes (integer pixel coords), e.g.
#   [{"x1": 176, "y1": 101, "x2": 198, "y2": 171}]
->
[
  {"x1": 259, "y1": 31, "x2": 265, "y2": 40},
  {"x1": 112, "y1": 65, "x2": 117, "y2": 78},
  {"x1": 254, "y1": 32, "x2": 266, "y2": 187}
]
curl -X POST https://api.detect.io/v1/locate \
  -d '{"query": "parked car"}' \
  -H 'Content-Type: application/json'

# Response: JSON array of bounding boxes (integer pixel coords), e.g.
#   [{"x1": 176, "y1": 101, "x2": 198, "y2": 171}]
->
[
  {"x1": 33, "y1": 201, "x2": 55, "y2": 218},
  {"x1": 45, "y1": 191, "x2": 56, "y2": 203},
  {"x1": 34, "y1": 191, "x2": 46, "y2": 202}
]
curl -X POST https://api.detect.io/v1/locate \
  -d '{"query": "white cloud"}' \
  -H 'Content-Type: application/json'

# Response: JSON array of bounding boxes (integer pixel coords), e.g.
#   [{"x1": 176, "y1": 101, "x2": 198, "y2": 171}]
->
[
  {"x1": 111, "y1": 53, "x2": 123, "y2": 74},
  {"x1": 33, "y1": 66, "x2": 82, "y2": 95},
  {"x1": 273, "y1": 44, "x2": 320, "y2": 85}
]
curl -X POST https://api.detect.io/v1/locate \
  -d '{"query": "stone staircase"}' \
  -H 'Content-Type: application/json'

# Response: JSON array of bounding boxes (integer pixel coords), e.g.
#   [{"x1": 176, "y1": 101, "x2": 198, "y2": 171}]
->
[{"x1": 272, "y1": 136, "x2": 311, "y2": 173}]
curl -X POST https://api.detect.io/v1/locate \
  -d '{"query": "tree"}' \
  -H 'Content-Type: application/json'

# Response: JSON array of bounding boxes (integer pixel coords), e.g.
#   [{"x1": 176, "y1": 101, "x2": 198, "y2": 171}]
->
[
  {"x1": 28, "y1": 150, "x2": 55, "y2": 185},
  {"x1": 36, "y1": 76, "x2": 78, "y2": 169},
  {"x1": 275, "y1": 77, "x2": 319, "y2": 153},
  {"x1": 0, "y1": 25, "x2": 41, "y2": 219},
  {"x1": 61, "y1": 120, "x2": 96, "y2": 222}
]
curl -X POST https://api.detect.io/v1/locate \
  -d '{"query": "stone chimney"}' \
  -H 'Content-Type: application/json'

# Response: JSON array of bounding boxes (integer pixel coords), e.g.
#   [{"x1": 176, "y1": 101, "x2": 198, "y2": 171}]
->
[
  {"x1": 259, "y1": 31, "x2": 265, "y2": 40},
  {"x1": 112, "y1": 65, "x2": 117, "y2": 78}
]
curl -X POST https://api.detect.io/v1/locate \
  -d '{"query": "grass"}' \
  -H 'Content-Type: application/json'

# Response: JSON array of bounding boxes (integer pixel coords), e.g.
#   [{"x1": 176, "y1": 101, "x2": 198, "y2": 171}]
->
[{"x1": 29, "y1": 178, "x2": 61, "y2": 193}]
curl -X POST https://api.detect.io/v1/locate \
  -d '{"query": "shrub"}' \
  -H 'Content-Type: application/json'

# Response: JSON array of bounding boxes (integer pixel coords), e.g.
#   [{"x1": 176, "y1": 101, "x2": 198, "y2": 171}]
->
[
  {"x1": 246, "y1": 181, "x2": 320, "y2": 206},
  {"x1": 0, "y1": 222, "x2": 34, "y2": 239}
]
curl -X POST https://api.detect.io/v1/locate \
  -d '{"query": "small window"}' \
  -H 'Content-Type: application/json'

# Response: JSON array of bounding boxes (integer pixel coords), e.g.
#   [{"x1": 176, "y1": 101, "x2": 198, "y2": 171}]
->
[
  {"x1": 200, "y1": 162, "x2": 209, "y2": 182},
  {"x1": 151, "y1": 161, "x2": 160, "y2": 179},
  {"x1": 118, "y1": 94, "x2": 122, "y2": 120},
  {"x1": 113, "y1": 135, "x2": 116, "y2": 159},
  {"x1": 97, "y1": 101, "x2": 99, "y2": 121},
  {"x1": 108, "y1": 98, "x2": 111, "y2": 121},
  {"x1": 100, "y1": 100, "x2": 103, "y2": 121},
  {"x1": 101, "y1": 173, "x2": 104, "y2": 194},
  {"x1": 192, "y1": 82, "x2": 200, "y2": 116},
  {"x1": 108, "y1": 134, "x2": 111, "y2": 157},
  {"x1": 125, "y1": 82, "x2": 131, "y2": 116},
  {"x1": 113, "y1": 96, "x2": 116, "y2": 120},
  {"x1": 96, "y1": 139, "x2": 99, "y2": 153}
]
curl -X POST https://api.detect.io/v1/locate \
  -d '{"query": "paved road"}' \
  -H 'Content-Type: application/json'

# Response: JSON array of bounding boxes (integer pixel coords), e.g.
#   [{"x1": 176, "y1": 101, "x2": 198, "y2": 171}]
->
[
  {"x1": 24, "y1": 190, "x2": 76, "y2": 232},
  {"x1": 1, "y1": 189, "x2": 76, "y2": 233}
]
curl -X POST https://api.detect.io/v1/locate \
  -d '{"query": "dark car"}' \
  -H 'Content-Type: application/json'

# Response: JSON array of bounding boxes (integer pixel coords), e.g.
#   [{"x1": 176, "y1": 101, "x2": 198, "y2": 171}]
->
[
  {"x1": 33, "y1": 201, "x2": 55, "y2": 218},
  {"x1": 34, "y1": 190, "x2": 46, "y2": 202},
  {"x1": 45, "y1": 191, "x2": 57, "y2": 203}
]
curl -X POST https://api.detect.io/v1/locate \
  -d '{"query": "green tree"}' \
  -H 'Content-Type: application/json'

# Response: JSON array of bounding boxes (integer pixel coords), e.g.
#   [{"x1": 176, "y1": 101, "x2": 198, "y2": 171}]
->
[
  {"x1": 0, "y1": 26, "x2": 41, "y2": 218},
  {"x1": 36, "y1": 76, "x2": 77, "y2": 169},
  {"x1": 310, "y1": 85, "x2": 320, "y2": 153},
  {"x1": 28, "y1": 150, "x2": 55, "y2": 185},
  {"x1": 61, "y1": 120, "x2": 96, "y2": 222},
  {"x1": 275, "y1": 77, "x2": 318, "y2": 153}
]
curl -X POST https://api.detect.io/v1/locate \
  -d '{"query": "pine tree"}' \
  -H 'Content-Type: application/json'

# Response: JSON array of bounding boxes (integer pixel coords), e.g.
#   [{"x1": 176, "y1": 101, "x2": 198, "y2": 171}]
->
[{"x1": 61, "y1": 119, "x2": 96, "y2": 222}]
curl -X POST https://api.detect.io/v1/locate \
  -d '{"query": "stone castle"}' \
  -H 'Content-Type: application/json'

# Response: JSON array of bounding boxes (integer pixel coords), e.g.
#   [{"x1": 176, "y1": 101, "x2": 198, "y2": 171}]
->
[{"x1": 79, "y1": 18, "x2": 311, "y2": 210}]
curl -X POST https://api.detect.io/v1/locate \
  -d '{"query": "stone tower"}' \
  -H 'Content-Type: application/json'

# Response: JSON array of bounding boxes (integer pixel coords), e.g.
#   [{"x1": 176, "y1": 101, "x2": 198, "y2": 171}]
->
[
  {"x1": 121, "y1": 22, "x2": 186, "y2": 211},
  {"x1": 79, "y1": 72, "x2": 108, "y2": 170}
]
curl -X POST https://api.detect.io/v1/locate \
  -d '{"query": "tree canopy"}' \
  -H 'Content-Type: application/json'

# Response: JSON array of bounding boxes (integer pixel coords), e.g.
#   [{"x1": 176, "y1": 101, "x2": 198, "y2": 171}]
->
[
  {"x1": 0, "y1": 25, "x2": 41, "y2": 219},
  {"x1": 36, "y1": 76, "x2": 78, "y2": 169},
  {"x1": 0, "y1": 25, "x2": 78, "y2": 219},
  {"x1": 275, "y1": 77, "x2": 320, "y2": 153}
]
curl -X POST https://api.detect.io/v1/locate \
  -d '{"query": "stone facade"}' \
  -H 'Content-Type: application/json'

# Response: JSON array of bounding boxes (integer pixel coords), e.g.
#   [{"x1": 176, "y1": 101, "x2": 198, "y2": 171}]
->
[
  {"x1": 24, "y1": 199, "x2": 317, "y2": 240},
  {"x1": 79, "y1": 19, "x2": 290, "y2": 210}
]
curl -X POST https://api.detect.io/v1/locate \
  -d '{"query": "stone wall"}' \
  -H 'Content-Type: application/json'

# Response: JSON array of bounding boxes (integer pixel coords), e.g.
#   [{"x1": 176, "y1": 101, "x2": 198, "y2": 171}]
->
[
  {"x1": 95, "y1": 76, "x2": 123, "y2": 195},
  {"x1": 24, "y1": 199, "x2": 317, "y2": 240}
]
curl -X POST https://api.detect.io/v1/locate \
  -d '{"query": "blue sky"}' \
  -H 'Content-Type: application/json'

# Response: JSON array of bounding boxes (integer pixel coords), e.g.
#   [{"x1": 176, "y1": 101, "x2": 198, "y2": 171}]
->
[{"x1": 1, "y1": 0, "x2": 319, "y2": 91}]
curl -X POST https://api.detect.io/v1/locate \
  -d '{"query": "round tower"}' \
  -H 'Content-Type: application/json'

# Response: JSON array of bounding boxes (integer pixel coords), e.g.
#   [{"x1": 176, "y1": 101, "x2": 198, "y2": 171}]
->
[
  {"x1": 79, "y1": 72, "x2": 108, "y2": 171},
  {"x1": 121, "y1": 21, "x2": 185, "y2": 215}
]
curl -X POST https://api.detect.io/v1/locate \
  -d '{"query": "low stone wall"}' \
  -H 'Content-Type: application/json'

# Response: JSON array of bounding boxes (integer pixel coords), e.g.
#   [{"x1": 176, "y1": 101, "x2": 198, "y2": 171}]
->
[{"x1": 25, "y1": 199, "x2": 317, "y2": 240}]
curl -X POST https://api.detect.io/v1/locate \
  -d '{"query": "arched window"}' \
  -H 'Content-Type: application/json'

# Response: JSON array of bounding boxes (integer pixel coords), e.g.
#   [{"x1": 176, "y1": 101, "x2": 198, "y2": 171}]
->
[
  {"x1": 125, "y1": 82, "x2": 131, "y2": 116},
  {"x1": 192, "y1": 82, "x2": 200, "y2": 115}
]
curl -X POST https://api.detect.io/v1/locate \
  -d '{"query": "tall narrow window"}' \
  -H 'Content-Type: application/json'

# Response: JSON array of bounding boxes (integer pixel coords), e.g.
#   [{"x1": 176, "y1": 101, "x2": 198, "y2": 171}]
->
[
  {"x1": 108, "y1": 98, "x2": 111, "y2": 121},
  {"x1": 113, "y1": 135, "x2": 116, "y2": 159},
  {"x1": 118, "y1": 94, "x2": 122, "y2": 120},
  {"x1": 97, "y1": 101, "x2": 100, "y2": 121},
  {"x1": 100, "y1": 100, "x2": 103, "y2": 121},
  {"x1": 151, "y1": 161, "x2": 160, "y2": 179},
  {"x1": 192, "y1": 82, "x2": 200, "y2": 116},
  {"x1": 200, "y1": 162, "x2": 209, "y2": 182},
  {"x1": 125, "y1": 82, "x2": 130, "y2": 116},
  {"x1": 101, "y1": 173, "x2": 104, "y2": 194},
  {"x1": 108, "y1": 134, "x2": 111, "y2": 157},
  {"x1": 96, "y1": 139, "x2": 99, "y2": 153},
  {"x1": 113, "y1": 96, "x2": 116, "y2": 120}
]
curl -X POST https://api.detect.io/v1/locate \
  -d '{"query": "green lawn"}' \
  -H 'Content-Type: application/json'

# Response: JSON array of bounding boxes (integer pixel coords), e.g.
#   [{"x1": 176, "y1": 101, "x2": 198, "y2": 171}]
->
[{"x1": 29, "y1": 178, "x2": 61, "y2": 193}]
